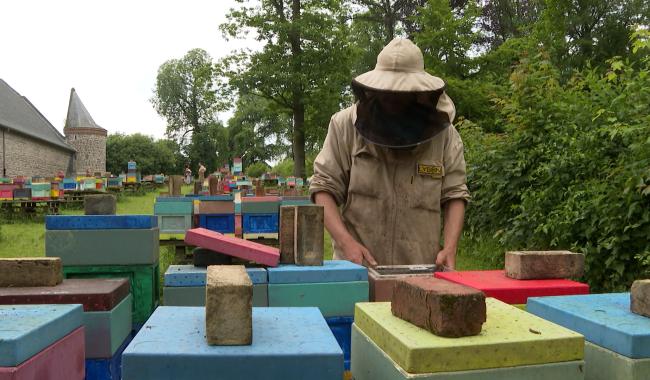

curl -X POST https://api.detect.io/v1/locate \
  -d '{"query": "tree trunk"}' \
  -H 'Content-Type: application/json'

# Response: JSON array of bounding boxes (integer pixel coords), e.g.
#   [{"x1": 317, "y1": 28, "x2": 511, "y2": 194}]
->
[
  {"x1": 292, "y1": 99, "x2": 306, "y2": 178},
  {"x1": 289, "y1": 0, "x2": 306, "y2": 178}
]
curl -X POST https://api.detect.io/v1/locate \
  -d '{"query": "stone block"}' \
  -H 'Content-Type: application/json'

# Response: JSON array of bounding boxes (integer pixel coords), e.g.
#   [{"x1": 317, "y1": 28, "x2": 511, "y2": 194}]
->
[
  {"x1": 185, "y1": 228, "x2": 280, "y2": 267},
  {"x1": 294, "y1": 205, "x2": 324, "y2": 266},
  {"x1": 505, "y1": 251, "x2": 584, "y2": 280},
  {"x1": 84, "y1": 194, "x2": 117, "y2": 215},
  {"x1": 527, "y1": 293, "x2": 650, "y2": 358},
  {"x1": 121, "y1": 307, "x2": 343, "y2": 380},
  {"x1": 0, "y1": 304, "x2": 84, "y2": 366},
  {"x1": 267, "y1": 260, "x2": 367, "y2": 284},
  {"x1": 192, "y1": 247, "x2": 233, "y2": 267},
  {"x1": 205, "y1": 265, "x2": 253, "y2": 345},
  {"x1": 351, "y1": 324, "x2": 586, "y2": 380},
  {"x1": 631, "y1": 279, "x2": 650, "y2": 318},
  {"x1": 0, "y1": 257, "x2": 62, "y2": 287},
  {"x1": 391, "y1": 277, "x2": 486, "y2": 338},
  {"x1": 355, "y1": 300, "x2": 584, "y2": 374},
  {"x1": 435, "y1": 270, "x2": 589, "y2": 304},
  {"x1": 0, "y1": 278, "x2": 129, "y2": 312},
  {"x1": 368, "y1": 265, "x2": 436, "y2": 302},
  {"x1": 279, "y1": 206, "x2": 296, "y2": 264},
  {"x1": 0, "y1": 327, "x2": 85, "y2": 380}
]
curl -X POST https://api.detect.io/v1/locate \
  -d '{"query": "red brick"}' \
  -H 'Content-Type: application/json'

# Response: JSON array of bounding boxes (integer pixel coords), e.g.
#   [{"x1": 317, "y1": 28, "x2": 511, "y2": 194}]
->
[
  {"x1": 631, "y1": 279, "x2": 650, "y2": 318},
  {"x1": 391, "y1": 277, "x2": 486, "y2": 338},
  {"x1": 185, "y1": 228, "x2": 280, "y2": 267},
  {"x1": 505, "y1": 251, "x2": 584, "y2": 280},
  {"x1": 369, "y1": 265, "x2": 436, "y2": 301}
]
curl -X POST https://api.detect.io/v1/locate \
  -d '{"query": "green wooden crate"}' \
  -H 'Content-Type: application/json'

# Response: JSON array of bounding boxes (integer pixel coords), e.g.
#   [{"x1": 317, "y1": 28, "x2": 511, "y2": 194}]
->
[{"x1": 63, "y1": 264, "x2": 159, "y2": 325}]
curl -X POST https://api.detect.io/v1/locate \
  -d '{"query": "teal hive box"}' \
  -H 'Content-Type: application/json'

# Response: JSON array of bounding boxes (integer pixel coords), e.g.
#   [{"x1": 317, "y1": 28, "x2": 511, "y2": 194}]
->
[
  {"x1": 0, "y1": 304, "x2": 84, "y2": 366},
  {"x1": 85, "y1": 294, "x2": 132, "y2": 358},
  {"x1": 158, "y1": 215, "x2": 193, "y2": 233},
  {"x1": 351, "y1": 325, "x2": 586, "y2": 380},
  {"x1": 46, "y1": 215, "x2": 158, "y2": 230},
  {"x1": 527, "y1": 293, "x2": 650, "y2": 358},
  {"x1": 268, "y1": 281, "x2": 368, "y2": 317},
  {"x1": 267, "y1": 260, "x2": 368, "y2": 283},
  {"x1": 584, "y1": 341, "x2": 650, "y2": 380},
  {"x1": 63, "y1": 265, "x2": 159, "y2": 325},
  {"x1": 46, "y1": 228, "x2": 159, "y2": 266},
  {"x1": 241, "y1": 202, "x2": 279, "y2": 214},
  {"x1": 121, "y1": 306, "x2": 343, "y2": 380},
  {"x1": 163, "y1": 285, "x2": 268, "y2": 307},
  {"x1": 154, "y1": 201, "x2": 193, "y2": 215},
  {"x1": 163, "y1": 265, "x2": 267, "y2": 285}
]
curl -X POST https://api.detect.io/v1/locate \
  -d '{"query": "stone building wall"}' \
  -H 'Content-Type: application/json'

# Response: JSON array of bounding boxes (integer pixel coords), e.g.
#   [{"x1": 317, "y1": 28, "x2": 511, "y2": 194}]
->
[
  {"x1": 0, "y1": 129, "x2": 74, "y2": 177},
  {"x1": 65, "y1": 128, "x2": 106, "y2": 174}
]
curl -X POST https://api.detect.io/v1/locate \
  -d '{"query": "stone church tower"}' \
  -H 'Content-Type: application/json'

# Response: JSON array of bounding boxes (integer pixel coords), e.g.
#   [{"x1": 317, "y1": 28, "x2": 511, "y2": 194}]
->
[{"x1": 63, "y1": 88, "x2": 106, "y2": 175}]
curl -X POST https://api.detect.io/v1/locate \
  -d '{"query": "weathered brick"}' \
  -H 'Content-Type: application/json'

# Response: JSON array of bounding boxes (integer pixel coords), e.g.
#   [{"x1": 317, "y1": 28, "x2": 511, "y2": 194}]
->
[
  {"x1": 293, "y1": 205, "x2": 325, "y2": 266},
  {"x1": 631, "y1": 279, "x2": 650, "y2": 318},
  {"x1": 279, "y1": 206, "x2": 296, "y2": 264},
  {"x1": 185, "y1": 228, "x2": 280, "y2": 267},
  {"x1": 391, "y1": 277, "x2": 486, "y2": 338},
  {"x1": 205, "y1": 265, "x2": 252, "y2": 345},
  {"x1": 84, "y1": 194, "x2": 116, "y2": 215},
  {"x1": 0, "y1": 258, "x2": 63, "y2": 287},
  {"x1": 193, "y1": 247, "x2": 233, "y2": 267},
  {"x1": 505, "y1": 251, "x2": 584, "y2": 280},
  {"x1": 368, "y1": 265, "x2": 436, "y2": 301}
]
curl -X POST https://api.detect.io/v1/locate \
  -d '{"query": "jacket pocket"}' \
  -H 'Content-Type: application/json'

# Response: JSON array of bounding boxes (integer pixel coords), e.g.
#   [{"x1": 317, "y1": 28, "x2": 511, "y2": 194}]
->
[
  {"x1": 348, "y1": 150, "x2": 382, "y2": 198},
  {"x1": 407, "y1": 162, "x2": 444, "y2": 213}
]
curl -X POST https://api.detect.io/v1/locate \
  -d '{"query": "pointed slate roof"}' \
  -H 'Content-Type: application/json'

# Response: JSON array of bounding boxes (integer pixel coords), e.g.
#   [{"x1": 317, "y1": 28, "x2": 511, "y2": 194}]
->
[
  {"x1": 0, "y1": 79, "x2": 75, "y2": 152},
  {"x1": 64, "y1": 88, "x2": 106, "y2": 131}
]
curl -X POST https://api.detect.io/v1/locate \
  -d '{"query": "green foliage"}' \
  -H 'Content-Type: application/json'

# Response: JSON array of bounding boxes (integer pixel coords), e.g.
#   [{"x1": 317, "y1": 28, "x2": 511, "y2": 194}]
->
[
  {"x1": 106, "y1": 133, "x2": 183, "y2": 175},
  {"x1": 462, "y1": 37, "x2": 650, "y2": 291},
  {"x1": 271, "y1": 158, "x2": 294, "y2": 178},
  {"x1": 246, "y1": 161, "x2": 270, "y2": 178}
]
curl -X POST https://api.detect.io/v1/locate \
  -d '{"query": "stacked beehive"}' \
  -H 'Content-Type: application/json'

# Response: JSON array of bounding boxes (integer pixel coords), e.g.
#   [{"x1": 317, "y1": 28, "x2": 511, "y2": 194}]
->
[
  {"x1": 126, "y1": 160, "x2": 137, "y2": 183},
  {"x1": 528, "y1": 284, "x2": 650, "y2": 380},
  {"x1": 0, "y1": 275, "x2": 133, "y2": 380},
  {"x1": 29, "y1": 181, "x2": 51, "y2": 200},
  {"x1": 0, "y1": 258, "x2": 85, "y2": 379},
  {"x1": 154, "y1": 196, "x2": 194, "y2": 240},
  {"x1": 45, "y1": 215, "x2": 160, "y2": 330},
  {"x1": 241, "y1": 195, "x2": 280, "y2": 239},
  {"x1": 195, "y1": 195, "x2": 236, "y2": 236},
  {"x1": 163, "y1": 265, "x2": 268, "y2": 307}
]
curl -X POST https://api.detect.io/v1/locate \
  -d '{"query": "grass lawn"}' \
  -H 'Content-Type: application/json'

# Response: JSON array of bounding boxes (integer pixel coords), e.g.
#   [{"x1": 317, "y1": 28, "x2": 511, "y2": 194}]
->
[{"x1": 0, "y1": 188, "x2": 498, "y2": 295}]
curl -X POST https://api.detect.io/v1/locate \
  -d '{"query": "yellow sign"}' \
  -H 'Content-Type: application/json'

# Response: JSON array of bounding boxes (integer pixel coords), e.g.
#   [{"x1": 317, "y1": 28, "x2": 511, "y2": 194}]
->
[{"x1": 417, "y1": 164, "x2": 443, "y2": 179}]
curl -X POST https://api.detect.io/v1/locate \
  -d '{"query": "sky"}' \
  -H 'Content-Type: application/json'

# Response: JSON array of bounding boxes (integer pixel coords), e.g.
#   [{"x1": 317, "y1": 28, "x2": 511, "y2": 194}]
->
[{"x1": 0, "y1": 0, "x2": 250, "y2": 139}]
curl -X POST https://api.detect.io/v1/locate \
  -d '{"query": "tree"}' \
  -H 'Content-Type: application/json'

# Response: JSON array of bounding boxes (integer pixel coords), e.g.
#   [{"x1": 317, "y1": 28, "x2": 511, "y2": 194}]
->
[
  {"x1": 479, "y1": 0, "x2": 543, "y2": 49},
  {"x1": 220, "y1": 0, "x2": 353, "y2": 178},
  {"x1": 152, "y1": 49, "x2": 227, "y2": 146},
  {"x1": 106, "y1": 134, "x2": 182, "y2": 175},
  {"x1": 246, "y1": 161, "x2": 271, "y2": 178}
]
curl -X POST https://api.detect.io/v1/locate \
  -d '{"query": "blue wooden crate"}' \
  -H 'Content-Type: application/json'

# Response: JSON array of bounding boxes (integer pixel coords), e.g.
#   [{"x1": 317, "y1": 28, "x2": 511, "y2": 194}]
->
[
  {"x1": 46, "y1": 215, "x2": 158, "y2": 230},
  {"x1": 326, "y1": 316, "x2": 353, "y2": 370},
  {"x1": 267, "y1": 260, "x2": 368, "y2": 284},
  {"x1": 199, "y1": 214, "x2": 235, "y2": 233},
  {"x1": 243, "y1": 213, "x2": 279, "y2": 233}
]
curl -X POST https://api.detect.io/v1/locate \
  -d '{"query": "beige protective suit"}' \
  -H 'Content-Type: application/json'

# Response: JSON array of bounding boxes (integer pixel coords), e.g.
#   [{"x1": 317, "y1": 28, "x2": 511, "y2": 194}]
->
[{"x1": 309, "y1": 38, "x2": 470, "y2": 265}]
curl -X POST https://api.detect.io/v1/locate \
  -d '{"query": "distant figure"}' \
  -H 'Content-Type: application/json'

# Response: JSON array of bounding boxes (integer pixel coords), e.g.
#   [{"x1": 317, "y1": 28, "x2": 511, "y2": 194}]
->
[
  {"x1": 184, "y1": 165, "x2": 192, "y2": 185},
  {"x1": 198, "y1": 162, "x2": 207, "y2": 183}
]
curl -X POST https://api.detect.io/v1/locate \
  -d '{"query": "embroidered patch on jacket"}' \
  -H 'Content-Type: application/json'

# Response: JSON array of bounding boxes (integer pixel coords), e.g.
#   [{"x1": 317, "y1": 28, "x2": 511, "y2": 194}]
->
[{"x1": 417, "y1": 164, "x2": 443, "y2": 179}]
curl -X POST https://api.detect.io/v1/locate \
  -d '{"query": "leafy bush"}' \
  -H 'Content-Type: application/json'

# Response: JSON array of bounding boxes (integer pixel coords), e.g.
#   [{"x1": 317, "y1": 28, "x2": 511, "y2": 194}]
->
[
  {"x1": 245, "y1": 162, "x2": 270, "y2": 178},
  {"x1": 461, "y1": 35, "x2": 650, "y2": 291}
]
